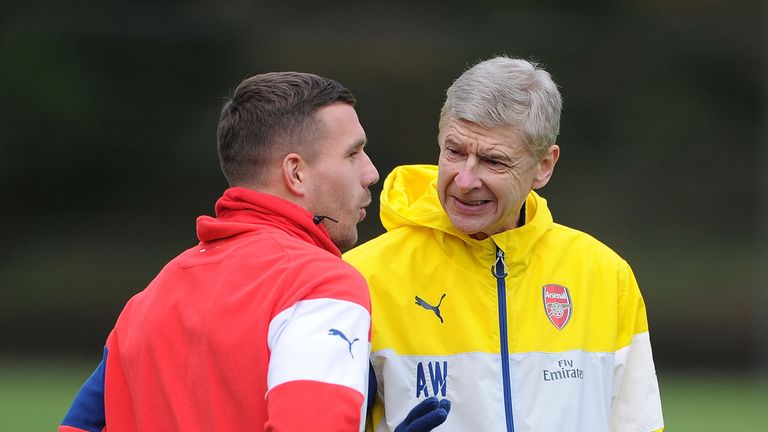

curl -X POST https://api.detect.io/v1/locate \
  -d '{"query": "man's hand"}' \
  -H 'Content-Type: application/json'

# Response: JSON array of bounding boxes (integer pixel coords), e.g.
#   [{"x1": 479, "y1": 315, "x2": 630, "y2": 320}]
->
[{"x1": 394, "y1": 397, "x2": 451, "y2": 432}]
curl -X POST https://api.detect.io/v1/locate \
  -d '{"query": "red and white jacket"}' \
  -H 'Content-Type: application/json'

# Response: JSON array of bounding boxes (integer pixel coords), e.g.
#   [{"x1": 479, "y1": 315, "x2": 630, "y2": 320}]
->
[{"x1": 60, "y1": 187, "x2": 372, "y2": 432}]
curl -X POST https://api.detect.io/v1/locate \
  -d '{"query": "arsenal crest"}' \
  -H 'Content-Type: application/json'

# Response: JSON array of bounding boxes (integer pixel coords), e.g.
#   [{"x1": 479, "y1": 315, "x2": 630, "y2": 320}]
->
[{"x1": 543, "y1": 284, "x2": 572, "y2": 330}]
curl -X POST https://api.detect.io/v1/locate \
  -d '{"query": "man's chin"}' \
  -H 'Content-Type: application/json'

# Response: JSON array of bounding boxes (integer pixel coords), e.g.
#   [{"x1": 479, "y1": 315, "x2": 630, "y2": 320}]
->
[
  {"x1": 331, "y1": 231, "x2": 358, "y2": 252},
  {"x1": 448, "y1": 214, "x2": 487, "y2": 236}
]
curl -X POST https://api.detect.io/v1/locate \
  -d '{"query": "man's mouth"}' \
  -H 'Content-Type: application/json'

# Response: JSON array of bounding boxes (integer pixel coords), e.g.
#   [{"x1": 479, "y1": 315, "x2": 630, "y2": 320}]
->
[
  {"x1": 358, "y1": 200, "x2": 371, "y2": 221},
  {"x1": 450, "y1": 196, "x2": 492, "y2": 212},
  {"x1": 457, "y1": 198, "x2": 490, "y2": 206},
  {"x1": 455, "y1": 195, "x2": 491, "y2": 206}
]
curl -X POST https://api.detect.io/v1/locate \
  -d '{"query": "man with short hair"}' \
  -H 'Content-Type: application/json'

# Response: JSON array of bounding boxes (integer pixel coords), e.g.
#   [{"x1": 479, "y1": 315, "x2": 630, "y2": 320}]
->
[
  {"x1": 59, "y1": 72, "x2": 393, "y2": 431},
  {"x1": 345, "y1": 57, "x2": 664, "y2": 431}
]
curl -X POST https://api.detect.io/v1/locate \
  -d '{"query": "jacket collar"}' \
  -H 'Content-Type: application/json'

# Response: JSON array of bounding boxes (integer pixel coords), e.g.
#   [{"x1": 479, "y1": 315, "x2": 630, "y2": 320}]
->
[{"x1": 196, "y1": 186, "x2": 341, "y2": 257}]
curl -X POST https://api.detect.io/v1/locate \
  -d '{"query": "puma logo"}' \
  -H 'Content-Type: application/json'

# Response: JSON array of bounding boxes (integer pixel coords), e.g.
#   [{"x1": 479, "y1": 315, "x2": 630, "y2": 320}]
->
[
  {"x1": 415, "y1": 294, "x2": 447, "y2": 323},
  {"x1": 328, "y1": 328, "x2": 359, "y2": 358}
]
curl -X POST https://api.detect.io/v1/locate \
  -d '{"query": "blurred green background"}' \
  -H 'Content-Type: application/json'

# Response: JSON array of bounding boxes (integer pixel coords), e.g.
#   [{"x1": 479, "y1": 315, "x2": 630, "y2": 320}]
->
[{"x1": 2, "y1": 0, "x2": 767, "y2": 429}]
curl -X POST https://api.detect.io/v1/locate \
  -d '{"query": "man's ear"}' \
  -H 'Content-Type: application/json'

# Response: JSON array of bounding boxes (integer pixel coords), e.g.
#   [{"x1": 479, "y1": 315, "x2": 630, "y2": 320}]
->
[
  {"x1": 282, "y1": 152, "x2": 307, "y2": 196},
  {"x1": 532, "y1": 144, "x2": 559, "y2": 189}
]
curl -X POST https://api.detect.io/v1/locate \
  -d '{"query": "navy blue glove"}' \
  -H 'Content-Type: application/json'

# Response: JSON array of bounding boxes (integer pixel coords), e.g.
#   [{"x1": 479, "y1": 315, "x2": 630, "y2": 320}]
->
[{"x1": 394, "y1": 396, "x2": 451, "y2": 432}]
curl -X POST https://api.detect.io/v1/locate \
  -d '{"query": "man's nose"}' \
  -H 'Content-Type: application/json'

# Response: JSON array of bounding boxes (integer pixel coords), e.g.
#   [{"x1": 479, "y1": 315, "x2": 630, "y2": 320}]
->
[
  {"x1": 361, "y1": 152, "x2": 380, "y2": 187},
  {"x1": 454, "y1": 159, "x2": 481, "y2": 191}
]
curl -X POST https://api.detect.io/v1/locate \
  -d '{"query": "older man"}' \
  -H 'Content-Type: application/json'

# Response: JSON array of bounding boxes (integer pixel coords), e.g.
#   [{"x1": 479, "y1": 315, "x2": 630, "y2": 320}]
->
[{"x1": 345, "y1": 57, "x2": 664, "y2": 432}]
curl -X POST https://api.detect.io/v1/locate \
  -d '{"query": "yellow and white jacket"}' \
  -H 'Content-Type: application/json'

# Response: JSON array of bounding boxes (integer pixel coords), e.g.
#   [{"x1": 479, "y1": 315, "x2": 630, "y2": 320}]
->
[{"x1": 344, "y1": 165, "x2": 663, "y2": 432}]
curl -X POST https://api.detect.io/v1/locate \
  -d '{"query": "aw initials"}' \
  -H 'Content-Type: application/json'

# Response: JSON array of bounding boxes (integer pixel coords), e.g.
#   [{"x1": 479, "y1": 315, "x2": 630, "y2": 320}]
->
[{"x1": 416, "y1": 361, "x2": 448, "y2": 398}]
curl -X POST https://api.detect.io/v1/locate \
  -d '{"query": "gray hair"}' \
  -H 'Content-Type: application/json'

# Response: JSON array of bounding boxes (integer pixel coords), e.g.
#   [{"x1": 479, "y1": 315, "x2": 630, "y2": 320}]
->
[{"x1": 439, "y1": 56, "x2": 562, "y2": 159}]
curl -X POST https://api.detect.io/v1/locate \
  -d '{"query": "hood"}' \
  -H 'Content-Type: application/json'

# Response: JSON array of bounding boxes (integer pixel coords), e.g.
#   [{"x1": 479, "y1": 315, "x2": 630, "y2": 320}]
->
[
  {"x1": 379, "y1": 165, "x2": 553, "y2": 259},
  {"x1": 380, "y1": 164, "x2": 455, "y2": 234},
  {"x1": 196, "y1": 187, "x2": 341, "y2": 257}
]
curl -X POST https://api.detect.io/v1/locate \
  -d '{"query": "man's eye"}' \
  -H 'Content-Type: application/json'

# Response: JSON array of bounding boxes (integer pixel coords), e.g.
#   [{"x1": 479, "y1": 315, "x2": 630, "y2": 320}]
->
[{"x1": 485, "y1": 159, "x2": 507, "y2": 168}]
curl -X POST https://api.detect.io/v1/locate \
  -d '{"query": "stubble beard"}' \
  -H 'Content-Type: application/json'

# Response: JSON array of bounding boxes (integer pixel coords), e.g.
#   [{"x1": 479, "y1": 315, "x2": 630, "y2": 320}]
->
[{"x1": 329, "y1": 223, "x2": 358, "y2": 251}]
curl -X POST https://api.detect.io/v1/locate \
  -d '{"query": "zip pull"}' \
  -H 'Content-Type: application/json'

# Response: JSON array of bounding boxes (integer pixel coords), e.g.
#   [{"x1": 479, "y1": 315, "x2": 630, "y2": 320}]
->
[{"x1": 491, "y1": 247, "x2": 508, "y2": 279}]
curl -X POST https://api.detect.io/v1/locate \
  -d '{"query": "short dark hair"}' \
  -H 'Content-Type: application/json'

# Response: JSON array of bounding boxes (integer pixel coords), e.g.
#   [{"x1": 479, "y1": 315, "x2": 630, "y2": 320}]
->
[{"x1": 217, "y1": 72, "x2": 356, "y2": 186}]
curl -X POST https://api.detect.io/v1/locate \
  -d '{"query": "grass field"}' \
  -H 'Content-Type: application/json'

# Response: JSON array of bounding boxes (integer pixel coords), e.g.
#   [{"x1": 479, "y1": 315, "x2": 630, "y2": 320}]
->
[{"x1": 2, "y1": 358, "x2": 766, "y2": 430}]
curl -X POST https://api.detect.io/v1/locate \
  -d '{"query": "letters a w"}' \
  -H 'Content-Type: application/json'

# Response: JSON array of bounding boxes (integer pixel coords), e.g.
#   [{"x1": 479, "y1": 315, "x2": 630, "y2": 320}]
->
[{"x1": 416, "y1": 361, "x2": 448, "y2": 398}]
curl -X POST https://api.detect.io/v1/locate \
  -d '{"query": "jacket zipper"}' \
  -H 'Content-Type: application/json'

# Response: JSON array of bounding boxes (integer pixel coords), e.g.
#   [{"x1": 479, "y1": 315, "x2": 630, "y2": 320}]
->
[{"x1": 492, "y1": 247, "x2": 515, "y2": 432}]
